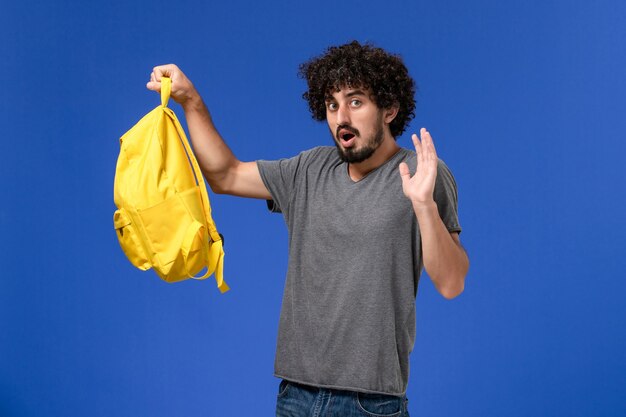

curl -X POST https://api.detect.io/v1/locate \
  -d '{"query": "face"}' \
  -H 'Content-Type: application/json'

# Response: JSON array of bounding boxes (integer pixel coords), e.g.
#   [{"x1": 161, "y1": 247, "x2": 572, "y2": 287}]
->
[{"x1": 325, "y1": 87, "x2": 386, "y2": 163}]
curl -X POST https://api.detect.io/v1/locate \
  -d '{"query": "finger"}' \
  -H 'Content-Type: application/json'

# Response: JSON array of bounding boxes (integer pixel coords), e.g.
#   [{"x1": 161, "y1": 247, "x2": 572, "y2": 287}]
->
[
  {"x1": 147, "y1": 69, "x2": 160, "y2": 91},
  {"x1": 148, "y1": 64, "x2": 177, "y2": 91},
  {"x1": 412, "y1": 133, "x2": 422, "y2": 156},
  {"x1": 422, "y1": 129, "x2": 438, "y2": 160},
  {"x1": 398, "y1": 162, "x2": 411, "y2": 187},
  {"x1": 153, "y1": 65, "x2": 166, "y2": 82},
  {"x1": 152, "y1": 64, "x2": 178, "y2": 82},
  {"x1": 421, "y1": 131, "x2": 439, "y2": 181}
]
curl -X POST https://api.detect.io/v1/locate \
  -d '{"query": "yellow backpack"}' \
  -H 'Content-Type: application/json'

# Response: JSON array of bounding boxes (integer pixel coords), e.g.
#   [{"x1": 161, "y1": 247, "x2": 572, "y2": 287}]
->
[{"x1": 113, "y1": 77, "x2": 229, "y2": 293}]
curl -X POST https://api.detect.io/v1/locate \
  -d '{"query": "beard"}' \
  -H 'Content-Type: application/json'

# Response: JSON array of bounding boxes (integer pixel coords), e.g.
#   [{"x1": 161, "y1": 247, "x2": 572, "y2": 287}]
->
[{"x1": 332, "y1": 113, "x2": 385, "y2": 163}]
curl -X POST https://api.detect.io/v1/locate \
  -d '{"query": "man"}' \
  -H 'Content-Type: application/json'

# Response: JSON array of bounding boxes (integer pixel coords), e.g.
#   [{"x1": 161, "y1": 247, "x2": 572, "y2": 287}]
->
[{"x1": 147, "y1": 41, "x2": 469, "y2": 416}]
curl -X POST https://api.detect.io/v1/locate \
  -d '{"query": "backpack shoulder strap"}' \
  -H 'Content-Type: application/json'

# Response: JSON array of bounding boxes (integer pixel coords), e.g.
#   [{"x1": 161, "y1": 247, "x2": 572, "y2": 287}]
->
[{"x1": 161, "y1": 77, "x2": 228, "y2": 293}]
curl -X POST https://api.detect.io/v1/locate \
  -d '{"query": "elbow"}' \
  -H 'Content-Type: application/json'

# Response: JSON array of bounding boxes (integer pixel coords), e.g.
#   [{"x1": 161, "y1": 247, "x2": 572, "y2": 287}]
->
[
  {"x1": 206, "y1": 160, "x2": 243, "y2": 195},
  {"x1": 209, "y1": 182, "x2": 228, "y2": 194},
  {"x1": 205, "y1": 170, "x2": 234, "y2": 195},
  {"x1": 436, "y1": 269, "x2": 467, "y2": 300},
  {"x1": 430, "y1": 262, "x2": 469, "y2": 300},
  {"x1": 440, "y1": 281, "x2": 464, "y2": 300}
]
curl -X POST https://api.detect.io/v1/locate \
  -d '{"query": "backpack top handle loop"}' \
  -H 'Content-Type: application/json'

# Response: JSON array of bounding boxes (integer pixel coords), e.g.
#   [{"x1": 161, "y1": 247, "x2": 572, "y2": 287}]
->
[{"x1": 160, "y1": 76, "x2": 171, "y2": 108}]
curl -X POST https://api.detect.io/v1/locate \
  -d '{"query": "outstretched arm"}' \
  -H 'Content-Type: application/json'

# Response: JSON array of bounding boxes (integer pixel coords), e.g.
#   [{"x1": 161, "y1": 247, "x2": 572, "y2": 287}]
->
[
  {"x1": 147, "y1": 64, "x2": 271, "y2": 199},
  {"x1": 399, "y1": 128, "x2": 469, "y2": 299}
]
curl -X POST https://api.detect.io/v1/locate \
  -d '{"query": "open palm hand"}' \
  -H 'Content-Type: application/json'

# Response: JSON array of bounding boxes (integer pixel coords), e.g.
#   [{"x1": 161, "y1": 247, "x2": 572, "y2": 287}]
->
[{"x1": 399, "y1": 128, "x2": 438, "y2": 208}]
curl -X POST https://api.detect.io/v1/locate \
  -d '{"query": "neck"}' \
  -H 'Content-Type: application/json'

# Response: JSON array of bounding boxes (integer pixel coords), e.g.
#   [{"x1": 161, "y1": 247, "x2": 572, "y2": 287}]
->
[{"x1": 348, "y1": 134, "x2": 400, "y2": 181}]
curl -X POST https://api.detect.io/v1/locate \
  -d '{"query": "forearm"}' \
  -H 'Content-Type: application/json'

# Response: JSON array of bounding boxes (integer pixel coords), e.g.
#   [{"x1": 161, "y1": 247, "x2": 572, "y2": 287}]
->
[
  {"x1": 147, "y1": 64, "x2": 269, "y2": 198},
  {"x1": 181, "y1": 95, "x2": 240, "y2": 193},
  {"x1": 414, "y1": 202, "x2": 469, "y2": 299}
]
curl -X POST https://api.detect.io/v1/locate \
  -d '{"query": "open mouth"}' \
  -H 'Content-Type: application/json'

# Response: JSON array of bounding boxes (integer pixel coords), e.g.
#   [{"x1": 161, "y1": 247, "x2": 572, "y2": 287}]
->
[{"x1": 338, "y1": 128, "x2": 357, "y2": 147}]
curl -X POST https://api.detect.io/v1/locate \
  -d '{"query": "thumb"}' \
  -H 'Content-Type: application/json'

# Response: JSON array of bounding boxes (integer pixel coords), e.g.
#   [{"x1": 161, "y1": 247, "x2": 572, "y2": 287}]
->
[
  {"x1": 398, "y1": 162, "x2": 411, "y2": 184},
  {"x1": 146, "y1": 80, "x2": 161, "y2": 92}
]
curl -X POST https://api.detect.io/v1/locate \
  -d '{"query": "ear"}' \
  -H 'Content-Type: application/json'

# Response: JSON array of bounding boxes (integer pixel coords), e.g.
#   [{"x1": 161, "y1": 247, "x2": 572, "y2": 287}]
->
[{"x1": 384, "y1": 104, "x2": 399, "y2": 124}]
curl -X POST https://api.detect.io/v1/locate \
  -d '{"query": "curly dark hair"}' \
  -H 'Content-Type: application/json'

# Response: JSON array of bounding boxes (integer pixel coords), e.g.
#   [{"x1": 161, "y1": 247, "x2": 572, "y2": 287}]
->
[{"x1": 298, "y1": 41, "x2": 416, "y2": 138}]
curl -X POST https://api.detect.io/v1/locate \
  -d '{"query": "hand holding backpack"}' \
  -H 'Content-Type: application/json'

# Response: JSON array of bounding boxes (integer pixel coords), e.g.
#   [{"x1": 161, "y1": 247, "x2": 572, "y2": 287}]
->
[{"x1": 113, "y1": 77, "x2": 229, "y2": 293}]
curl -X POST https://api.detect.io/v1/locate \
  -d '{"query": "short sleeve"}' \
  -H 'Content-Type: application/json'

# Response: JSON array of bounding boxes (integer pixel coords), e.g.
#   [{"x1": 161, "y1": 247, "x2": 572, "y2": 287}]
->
[
  {"x1": 434, "y1": 160, "x2": 462, "y2": 234},
  {"x1": 257, "y1": 149, "x2": 321, "y2": 215}
]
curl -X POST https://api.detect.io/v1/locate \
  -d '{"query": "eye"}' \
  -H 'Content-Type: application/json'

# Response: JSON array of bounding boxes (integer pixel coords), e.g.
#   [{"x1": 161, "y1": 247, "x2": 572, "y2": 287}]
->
[
  {"x1": 350, "y1": 99, "x2": 362, "y2": 107},
  {"x1": 327, "y1": 102, "x2": 338, "y2": 111}
]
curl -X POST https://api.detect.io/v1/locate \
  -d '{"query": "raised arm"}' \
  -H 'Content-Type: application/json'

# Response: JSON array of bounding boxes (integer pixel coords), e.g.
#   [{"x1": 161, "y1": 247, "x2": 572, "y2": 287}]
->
[
  {"x1": 146, "y1": 64, "x2": 271, "y2": 200},
  {"x1": 399, "y1": 128, "x2": 470, "y2": 299}
]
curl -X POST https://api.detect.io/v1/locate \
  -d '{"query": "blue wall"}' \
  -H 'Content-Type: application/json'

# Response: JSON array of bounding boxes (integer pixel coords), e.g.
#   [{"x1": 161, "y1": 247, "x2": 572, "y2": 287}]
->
[{"x1": 2, "y1": 0, "x2": 625, "y2": 415}]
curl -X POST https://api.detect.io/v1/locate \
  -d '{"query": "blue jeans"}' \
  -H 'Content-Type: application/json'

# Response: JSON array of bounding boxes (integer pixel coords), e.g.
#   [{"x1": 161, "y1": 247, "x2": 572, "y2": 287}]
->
[{"x1": 276, "y1": 379, "x2": 410, "y2": 417}]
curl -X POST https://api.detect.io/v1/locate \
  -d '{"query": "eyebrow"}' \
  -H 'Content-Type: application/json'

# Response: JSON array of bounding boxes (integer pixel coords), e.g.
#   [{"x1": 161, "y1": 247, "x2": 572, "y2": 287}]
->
[
  {"x1": 325, "y1": 89, "x2": 367, "y2": 102},
  {"x1": 345, "y1": 89, "x2": 367, "y2": 97}
]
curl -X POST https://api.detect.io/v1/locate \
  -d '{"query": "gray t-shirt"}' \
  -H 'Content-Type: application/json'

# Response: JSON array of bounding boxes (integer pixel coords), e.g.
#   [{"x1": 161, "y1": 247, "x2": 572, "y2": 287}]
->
[{"x1": 257, "y1": 146, "x2": 461, "y2": 396}]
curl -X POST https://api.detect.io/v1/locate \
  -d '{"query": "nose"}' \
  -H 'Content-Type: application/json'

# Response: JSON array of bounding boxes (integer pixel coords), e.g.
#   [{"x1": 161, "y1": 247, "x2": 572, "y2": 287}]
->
[{"x1": 336, "y1": 104, "x2": 350, "y2": 127}]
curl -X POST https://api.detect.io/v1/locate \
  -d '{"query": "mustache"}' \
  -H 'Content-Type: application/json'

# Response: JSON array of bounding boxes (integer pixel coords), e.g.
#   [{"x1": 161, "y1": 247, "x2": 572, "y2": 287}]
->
[{"x1": 336, "y1": 125, "x2": 360, "y2": 138}]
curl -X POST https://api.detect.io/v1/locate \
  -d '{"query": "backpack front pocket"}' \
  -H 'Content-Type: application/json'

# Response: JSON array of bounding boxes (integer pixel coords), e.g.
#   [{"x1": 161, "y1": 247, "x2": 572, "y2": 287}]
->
[
  {"x1": 136, "y1": 190, "x2": 205, "y2": 277},
  {"x1": 113, "y1": 208, "x2": 151, "y2": 270}
]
